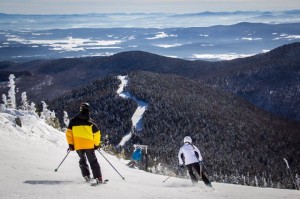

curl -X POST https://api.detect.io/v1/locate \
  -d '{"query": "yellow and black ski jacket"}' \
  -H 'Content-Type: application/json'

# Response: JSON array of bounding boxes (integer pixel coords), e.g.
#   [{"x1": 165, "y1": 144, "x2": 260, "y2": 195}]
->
[{"x1": 66, "y1": 115, "x2": 101, "y2": 150}]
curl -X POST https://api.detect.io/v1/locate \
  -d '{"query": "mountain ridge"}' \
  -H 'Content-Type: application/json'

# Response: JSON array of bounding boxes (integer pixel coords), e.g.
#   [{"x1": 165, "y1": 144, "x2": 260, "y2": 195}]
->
[{"x1": 0, "y1": 42, "x2": 299, "y2": 121}]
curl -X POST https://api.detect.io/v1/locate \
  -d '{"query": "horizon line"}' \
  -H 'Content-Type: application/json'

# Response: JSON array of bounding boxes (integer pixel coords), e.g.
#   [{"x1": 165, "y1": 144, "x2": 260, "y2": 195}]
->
[{"x1": 1, "y1": 9, "x2": 300, "y2": 16}]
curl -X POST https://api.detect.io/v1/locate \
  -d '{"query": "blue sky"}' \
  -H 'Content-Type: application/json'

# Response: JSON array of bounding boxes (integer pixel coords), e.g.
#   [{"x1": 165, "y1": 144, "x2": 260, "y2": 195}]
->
[{"x1": 0, "y1": 0, "x2": 299, "y2": 14}]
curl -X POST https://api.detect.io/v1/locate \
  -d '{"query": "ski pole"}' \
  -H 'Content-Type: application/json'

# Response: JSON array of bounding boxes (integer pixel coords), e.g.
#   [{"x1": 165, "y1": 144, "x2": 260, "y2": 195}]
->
[
  {"x1": 163, "y1": 165, "x2": 184, "y2": 183},
  {"x1": 199, "y1": 160, "x2": 211, "y2": 174},
  {"x1": 54, "y1": 150, "x2": 70, "y2": 172},
  {"x1": 163, "y1": 176, "x2": 171, "y2": 183},
  {"x1": 97, "y1": 149, "x2": 126, "y2": 180},
  {"x1": 199, "y1": 162, "x2": 203, "y2": 178}
]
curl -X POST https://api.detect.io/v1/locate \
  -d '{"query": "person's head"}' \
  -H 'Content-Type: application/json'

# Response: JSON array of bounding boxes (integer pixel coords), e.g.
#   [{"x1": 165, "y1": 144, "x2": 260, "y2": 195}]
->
[
  {"x1": 183, "y1": 136, "x2": 192, "y2": 144},
  {"x1": 79, "y1": 102, "x2": 91, "y2": 120},
  {"x1": 80, "y1": 102, "x2": 90, "y2": 112}
]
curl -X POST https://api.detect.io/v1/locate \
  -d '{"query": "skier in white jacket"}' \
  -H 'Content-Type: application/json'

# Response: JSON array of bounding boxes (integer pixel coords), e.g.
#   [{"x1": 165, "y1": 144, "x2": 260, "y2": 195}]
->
[{"x1": 178, "y1": 136, "x2": 212, "y2": 187}]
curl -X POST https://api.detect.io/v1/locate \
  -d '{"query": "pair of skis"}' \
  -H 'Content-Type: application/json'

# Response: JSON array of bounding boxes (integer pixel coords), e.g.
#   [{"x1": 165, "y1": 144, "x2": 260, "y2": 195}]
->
[{"x1": 90, "y1": 179, "x2": 109, "y2": 186}]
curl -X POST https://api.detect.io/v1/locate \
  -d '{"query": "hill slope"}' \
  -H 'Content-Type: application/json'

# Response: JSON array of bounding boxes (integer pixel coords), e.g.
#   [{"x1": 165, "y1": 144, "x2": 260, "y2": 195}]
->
[
  {"x1": 0, "y1": 110, "x2": 299, "y2": 198},
  {"x1": 47, "y1": 71, "x2": 300, "y2": 189},
  {"x1": 0, "y1": 43, "x2": 299, "y2": 121},
  {"x1": 126, "y1": 71, "x2": 300, "y2": 188},
  {"x1": 205, "y1": 42, "x2": 300, "y2": 121}
]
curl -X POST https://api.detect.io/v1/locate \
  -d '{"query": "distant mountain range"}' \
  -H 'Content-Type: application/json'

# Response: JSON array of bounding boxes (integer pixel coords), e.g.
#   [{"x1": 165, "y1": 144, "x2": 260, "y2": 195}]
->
[
  {"x1": 0, "y1": 42, "x2": 299, "y2": 121},
  {"x1": 0, "y1": 20, "x2": 300, "y2": 61},
  {"x1": 1, "y1": 10, "x2": 300, "y2": 30}
]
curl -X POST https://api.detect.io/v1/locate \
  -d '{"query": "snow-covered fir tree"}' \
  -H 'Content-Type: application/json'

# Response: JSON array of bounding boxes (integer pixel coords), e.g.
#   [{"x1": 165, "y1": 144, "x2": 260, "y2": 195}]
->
[
  {"x1": 40, "y1": 101, "x2": 49, "y2": 120},
  {"x1": 29, "y1": 102, "x2": 36, "y2": 112},
  {"x1": 296, "y1": 173, "x2": 300, "y2": 189},
  {"x1": 1, "y1": 94, "x2": 7, "y2": 109},
  {"x1": 21, "y1": 92, "x2": 30, "y2": 111},
  {"x1": 63, "y1": 111, "x2": 69, "y2": 127},
  {"x1": 7, "y1": 74, "x2": 16, "y2": 109},
  {"x1": 255, "y1": 176, "x2": 259, "y2": 187},
  {"x1": 40, "y1": 101, "x2": 60, "y2": 129}
]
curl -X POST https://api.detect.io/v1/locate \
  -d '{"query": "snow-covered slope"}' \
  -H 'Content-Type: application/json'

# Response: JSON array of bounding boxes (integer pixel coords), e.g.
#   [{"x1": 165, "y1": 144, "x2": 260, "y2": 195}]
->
[
  {"x1": 117, "y1": 75, "x2": 148, "y2": 147},
  {"x1": 0, "y1": 110, "x2": 299, "y2": 199}
]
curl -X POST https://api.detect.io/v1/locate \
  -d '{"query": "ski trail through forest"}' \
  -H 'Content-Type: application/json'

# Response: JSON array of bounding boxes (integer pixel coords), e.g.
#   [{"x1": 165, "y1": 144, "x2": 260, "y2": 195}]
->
[{"x1": 117, "y1": 75, "x2": 148, "y2": 146}]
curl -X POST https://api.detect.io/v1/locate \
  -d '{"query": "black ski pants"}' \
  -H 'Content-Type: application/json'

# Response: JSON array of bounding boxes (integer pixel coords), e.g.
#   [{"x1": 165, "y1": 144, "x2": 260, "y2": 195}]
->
[
  {"x1": 186, "y1": 162, "x2": 211, "y2": 185},
  {"x1": 77, "y1": 149, "x2": 102, "y2": 179}
]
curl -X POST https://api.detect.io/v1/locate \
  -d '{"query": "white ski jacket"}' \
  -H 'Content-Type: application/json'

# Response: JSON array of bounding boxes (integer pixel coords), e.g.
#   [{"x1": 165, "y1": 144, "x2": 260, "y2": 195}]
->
[{"x1": 178, "y1": 143, "x2": 203, "y2": 165}]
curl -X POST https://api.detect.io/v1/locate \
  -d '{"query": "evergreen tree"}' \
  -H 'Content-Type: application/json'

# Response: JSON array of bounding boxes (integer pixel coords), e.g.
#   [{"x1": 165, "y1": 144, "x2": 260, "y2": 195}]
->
[
  {"x1": 1, "y1": 94, "x2": 7, "y2": 109},
  {"x1": 63, "y1": 111, "x2": 69, "y2": 127},
  {"x1": 7, "y1": 74, "x2": 16, "y2": 109},
  {"x1": 30, "y1": 102, "x2": 36, "y2": 112},
  {"x1": 21, "y1": 92, "x2": 29, "y2": 111},
  {"x1": 40, "y1": 101, "x2": 61, "y2": 129}
]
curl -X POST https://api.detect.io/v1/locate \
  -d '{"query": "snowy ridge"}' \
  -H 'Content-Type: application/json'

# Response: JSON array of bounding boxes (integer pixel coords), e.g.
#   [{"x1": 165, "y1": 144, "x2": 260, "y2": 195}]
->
[
  {"x1": 117, "y1": 75, "x2": 148, "y2": 147},
  {"x1": 0, "y1": 109, "x2": 65, "y2": 147},
  {"x1": 0, "y1": 110, "x2": 299, "y2": 199}
]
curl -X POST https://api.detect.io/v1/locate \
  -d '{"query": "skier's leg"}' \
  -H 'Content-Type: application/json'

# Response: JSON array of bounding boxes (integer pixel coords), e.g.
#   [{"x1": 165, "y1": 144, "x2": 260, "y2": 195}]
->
[
  {"x1": 77, "y1": 150, "x2": 90, "y2": 177},
  {"x1": 193, "y1": 163, "x2": 212, "y2": 187},
  {"x1": 132, "y1": 161, "x2": 136, "y2": 167},
  {"x1": 201, "y1": 172, "x2": 212, "y2": 186},
  {"x1": 86, "y1": 149, "x2": 102, "y2": 179},
  {"x1": 193, "y1": 163, "x2": 201, "y2": 177},
  {"x1": 127, "y1": 160, "x2": 134, "y2": 167},
  {"x1": 186, "y1": 164, "x2": 198, "y2": 184},
  {"x1": 192, "y1": 162, "x2": 211, "y2": 186}
]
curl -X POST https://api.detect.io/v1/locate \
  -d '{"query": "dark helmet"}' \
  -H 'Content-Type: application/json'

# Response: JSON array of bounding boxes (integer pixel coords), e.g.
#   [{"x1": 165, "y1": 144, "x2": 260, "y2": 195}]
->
[{"x1": 80, "y1": 102, "x2": 90, "y2": 111}]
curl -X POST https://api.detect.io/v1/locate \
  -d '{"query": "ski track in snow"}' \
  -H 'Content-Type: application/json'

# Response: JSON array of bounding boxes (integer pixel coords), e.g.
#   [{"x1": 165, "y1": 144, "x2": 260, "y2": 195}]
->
[{"x1": 117, "y1": 75, "x2": 148, "y2": 147}]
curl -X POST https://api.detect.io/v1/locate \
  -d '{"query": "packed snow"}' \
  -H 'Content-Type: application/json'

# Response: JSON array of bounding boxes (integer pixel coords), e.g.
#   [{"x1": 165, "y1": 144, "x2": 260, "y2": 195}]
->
[
  {"x1": 117, "y1": 75, "x2": 148, "y2": 147},
  {"x1": 0, "y1": 109, "x2": 299, "y2": 199}
]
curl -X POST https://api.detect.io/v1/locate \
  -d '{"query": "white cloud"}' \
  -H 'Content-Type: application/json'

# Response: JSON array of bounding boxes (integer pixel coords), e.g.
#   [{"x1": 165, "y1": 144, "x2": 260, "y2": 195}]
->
[
  {"x1": 285, "y1": 35, "x2": 300, "y2": 39},
  {"x1": 199, "y1": 34, "x2": 209, "y2": 37},
  {"x1": 273, "y1": 34, "x2": 300, "y2": 40},
  {"x1": 86, "y1": 52, "x2": 115, "y2": 57},
  {"x1": 192, "y1": 53, "x2": 255, "y2": 60},
  {"x1": 31, "y1": 33, "x2": 53, "y2": 36},
  {"x1": 146, "y1": 32, "x2": 177, "y2": 40},
  {"x1": 164, "y1": 55, "x2": 179, "y2": 58},
  {"x1": 153, "y1": 43, "x2": 182, "y2": 48},
  {"x1": 241, "y1": 37, "x2": 262, "y2": 41},
  {"x1": 85, "y1": 46, "x2": 122, "y2": 50},
  {"x1": 201, "y1": 44, "x2": 214, "y2": 47},
  {"x1": 5, "y1": 34, "x2": 122, "y2": 52}
]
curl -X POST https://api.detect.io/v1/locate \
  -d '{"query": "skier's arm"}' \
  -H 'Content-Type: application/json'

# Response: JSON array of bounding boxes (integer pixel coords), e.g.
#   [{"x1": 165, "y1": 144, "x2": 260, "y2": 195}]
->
[
  {"x1": 178, "y1": 148, "x2": 184, "y2": 165},
  {"x1": 194, "y1": 146, "x2": 203, "y2": 162},
  {"x1": 65, "y1": 121, "x2": 74, "y2": 146},
  {"x1": 92, "y1": 124, "x2": 101, "y2": 147}
]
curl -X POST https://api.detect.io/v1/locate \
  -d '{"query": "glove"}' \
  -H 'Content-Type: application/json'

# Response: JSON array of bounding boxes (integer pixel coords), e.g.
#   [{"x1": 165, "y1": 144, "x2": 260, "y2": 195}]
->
[
  {"x1": 68, "y1": 144, "x2": 74, "y2": 151},
  {"x1": 94, "y1": 145, "x2": 100, "y2": 150},
  {"x1": 178, "y1": 164, "x2": 184, "y2": 169}
]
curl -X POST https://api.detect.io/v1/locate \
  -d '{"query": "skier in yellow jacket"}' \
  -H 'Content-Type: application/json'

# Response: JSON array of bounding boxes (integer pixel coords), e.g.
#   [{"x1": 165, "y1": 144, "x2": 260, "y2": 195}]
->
[{"x1": 66, "y1": 102, "x2": 103, "y2": 184}]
